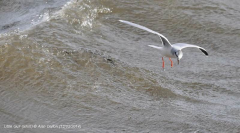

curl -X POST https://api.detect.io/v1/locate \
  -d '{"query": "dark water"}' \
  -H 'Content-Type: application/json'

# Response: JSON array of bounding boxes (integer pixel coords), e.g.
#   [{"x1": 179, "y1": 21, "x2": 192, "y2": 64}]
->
[{"x1": 1, "y1": 0, "x2": 240, "y2": 133}]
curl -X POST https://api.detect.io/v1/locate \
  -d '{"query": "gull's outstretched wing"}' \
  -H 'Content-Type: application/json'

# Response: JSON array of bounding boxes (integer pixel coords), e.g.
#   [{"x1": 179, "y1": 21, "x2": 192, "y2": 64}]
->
[
  {"x1": 119, "y1": 20, "x2": 171, "y2": 47},
  {"x1": 172, "y1": 43, "x2": 208, "y2": 56}
]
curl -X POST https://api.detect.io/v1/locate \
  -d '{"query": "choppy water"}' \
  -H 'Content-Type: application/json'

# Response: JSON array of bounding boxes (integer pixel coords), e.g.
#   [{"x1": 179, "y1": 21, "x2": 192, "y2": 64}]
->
[{"x1": 1, "y1": 0, "x2": 240, "y2": 133}]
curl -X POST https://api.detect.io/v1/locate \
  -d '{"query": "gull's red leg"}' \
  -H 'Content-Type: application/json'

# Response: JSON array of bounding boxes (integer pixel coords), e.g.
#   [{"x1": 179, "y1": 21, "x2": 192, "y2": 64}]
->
[
  {"x1": 162, "y1": 57, "x2": 165, "y2": 69},
  {"x1": 169, "y1": 58, "x2": 173, "y2": 67}
]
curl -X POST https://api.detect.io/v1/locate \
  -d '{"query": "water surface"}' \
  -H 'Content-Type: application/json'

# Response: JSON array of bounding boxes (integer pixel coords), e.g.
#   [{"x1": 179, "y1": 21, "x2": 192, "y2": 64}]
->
[{"x1": 1, "y1": 0, "x2": 240, "y2": 132}]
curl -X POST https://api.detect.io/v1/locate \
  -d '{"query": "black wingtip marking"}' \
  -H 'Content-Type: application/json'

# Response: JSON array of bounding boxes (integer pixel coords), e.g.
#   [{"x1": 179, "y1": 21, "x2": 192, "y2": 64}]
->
[{"x1": 199, "y1": 48, "x2": 208, "y2": 56}]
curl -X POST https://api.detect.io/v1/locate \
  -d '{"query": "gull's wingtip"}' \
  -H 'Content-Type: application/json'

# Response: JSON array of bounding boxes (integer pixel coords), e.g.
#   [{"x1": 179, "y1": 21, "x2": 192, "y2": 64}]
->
[{"x1": 199, "y1": 48, "x2": 209, "y2": 56}]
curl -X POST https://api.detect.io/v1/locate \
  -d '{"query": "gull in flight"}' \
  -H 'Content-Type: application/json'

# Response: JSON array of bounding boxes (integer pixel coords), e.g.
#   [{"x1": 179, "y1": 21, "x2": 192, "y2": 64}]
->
[{"x1": 119, "y1": 20, "x2": 208, "y2": 69}]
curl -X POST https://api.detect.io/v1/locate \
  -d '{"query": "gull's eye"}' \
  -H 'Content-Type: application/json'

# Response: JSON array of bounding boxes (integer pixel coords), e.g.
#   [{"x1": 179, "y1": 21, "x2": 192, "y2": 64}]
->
[{"x1": 175, "y1": 52, "x2": 178, "y2": 58}]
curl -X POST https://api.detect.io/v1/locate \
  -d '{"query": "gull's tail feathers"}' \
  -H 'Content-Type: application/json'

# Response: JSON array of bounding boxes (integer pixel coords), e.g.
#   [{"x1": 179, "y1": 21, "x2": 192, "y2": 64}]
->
[{"x1": 148, "y1": 45, "x2": 162, "y2": 50}]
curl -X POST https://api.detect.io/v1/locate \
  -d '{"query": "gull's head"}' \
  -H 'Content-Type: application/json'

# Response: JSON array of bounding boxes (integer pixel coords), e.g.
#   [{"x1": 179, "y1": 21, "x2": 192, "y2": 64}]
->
[{"x1": 175, "y1": 50, "x2": 183, "y2": 64}]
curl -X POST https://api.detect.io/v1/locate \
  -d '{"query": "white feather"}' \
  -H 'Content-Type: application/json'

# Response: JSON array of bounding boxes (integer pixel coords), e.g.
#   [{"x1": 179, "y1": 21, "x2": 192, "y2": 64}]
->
[{"x1": 119, "y1": 20, "x2": 171, "y2": 47}]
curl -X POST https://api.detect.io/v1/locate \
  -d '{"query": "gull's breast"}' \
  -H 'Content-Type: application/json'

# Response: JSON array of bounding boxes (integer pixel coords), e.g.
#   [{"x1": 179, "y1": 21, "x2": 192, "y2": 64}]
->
[{"x1": 161, "y1": 48, "x2": 175, "y2": 58}]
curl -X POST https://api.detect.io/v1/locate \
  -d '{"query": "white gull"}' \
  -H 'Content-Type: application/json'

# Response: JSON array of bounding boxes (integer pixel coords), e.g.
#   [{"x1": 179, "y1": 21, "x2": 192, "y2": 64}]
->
[{"x1": 119, "y1": 20, "x2": 208, "y2": 69}]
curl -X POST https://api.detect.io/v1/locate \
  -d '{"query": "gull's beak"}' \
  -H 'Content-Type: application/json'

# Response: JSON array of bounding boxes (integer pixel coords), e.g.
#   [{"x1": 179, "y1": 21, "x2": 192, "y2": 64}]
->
[{"x1": 177, "y1": 59, "x2": 179, "y2": 65}]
